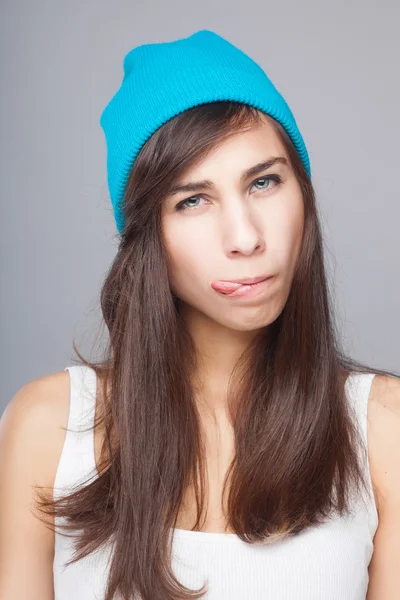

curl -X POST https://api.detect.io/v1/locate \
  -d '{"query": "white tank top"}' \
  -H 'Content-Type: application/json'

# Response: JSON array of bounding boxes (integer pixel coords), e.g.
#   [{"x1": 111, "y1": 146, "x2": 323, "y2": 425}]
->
[{"x1": 53, "y1": 366, "x2": 378, "y2": 599}]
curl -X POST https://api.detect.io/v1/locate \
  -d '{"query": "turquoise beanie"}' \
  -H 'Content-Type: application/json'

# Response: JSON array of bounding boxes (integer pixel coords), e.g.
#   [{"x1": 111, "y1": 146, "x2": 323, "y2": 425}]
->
[{"x1": 100, "y1": 29, "x2": 311, "y2": 234}]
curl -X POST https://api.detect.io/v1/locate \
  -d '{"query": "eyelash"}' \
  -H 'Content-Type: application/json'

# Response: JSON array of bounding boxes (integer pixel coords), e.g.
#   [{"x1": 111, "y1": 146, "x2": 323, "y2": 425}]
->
[{"x1": 174, "y1": 175, "x2": 282, "y2": 212}]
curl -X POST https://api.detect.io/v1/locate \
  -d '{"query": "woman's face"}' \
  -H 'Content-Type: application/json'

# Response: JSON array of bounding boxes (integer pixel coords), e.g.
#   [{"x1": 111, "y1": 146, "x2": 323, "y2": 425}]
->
[{"x1": 161, "y1": 114, "x2": 304, "y2": 332}]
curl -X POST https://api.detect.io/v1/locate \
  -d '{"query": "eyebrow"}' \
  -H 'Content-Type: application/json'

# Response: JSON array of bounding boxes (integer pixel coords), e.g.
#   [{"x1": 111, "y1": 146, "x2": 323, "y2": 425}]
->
[{"x1": 167, "y1": 156, "x2": 289, "y2": 197}]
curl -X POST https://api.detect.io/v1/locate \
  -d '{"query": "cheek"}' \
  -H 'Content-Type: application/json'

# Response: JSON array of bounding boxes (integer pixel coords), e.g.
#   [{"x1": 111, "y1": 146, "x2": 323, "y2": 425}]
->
[
  {"x1": 292, "y1": 198, "x2": 305, "y2": 257},
  {"x1": 286, "y1": 201, "x2": 304, "y2": 277},
  {"x1": 267, "y1": 197, "x2": 304, "y2": 262},
  {"x1": 163, "y1": 225, "x2": 210, "y2": 292}
]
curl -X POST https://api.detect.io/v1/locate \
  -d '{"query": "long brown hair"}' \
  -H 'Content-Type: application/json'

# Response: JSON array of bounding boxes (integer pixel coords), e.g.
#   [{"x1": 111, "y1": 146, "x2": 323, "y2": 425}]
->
[{"x1": 34, "y1": 101, "x2": 400, "y2": 600}]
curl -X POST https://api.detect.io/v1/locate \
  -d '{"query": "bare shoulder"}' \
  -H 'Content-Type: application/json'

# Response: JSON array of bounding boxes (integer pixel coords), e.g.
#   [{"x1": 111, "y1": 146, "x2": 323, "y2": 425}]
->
[
  {"x1": 3, "y1": 367, "x2": 71, "y2": 418},
  {"x1": 0, "y1": 369, "x2": 72, "y2": 596},
  {"x1": 365, "y1": 374, "x2": 400, "y2": 596},
  {"x1": 0, "y1": 369, "x2": 71, "y2": 487},
  {"x1": 368, "y1": 375, "x2": 400, "y2": 519},
  {"x1": 367, "y1": 373, "x2": 400, "y2": 514}
]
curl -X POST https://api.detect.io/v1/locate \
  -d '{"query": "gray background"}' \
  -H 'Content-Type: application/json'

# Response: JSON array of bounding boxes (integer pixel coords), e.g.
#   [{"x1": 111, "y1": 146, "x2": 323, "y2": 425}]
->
[{"x1": 1, "y1": 1, "x2": 399, "y2": 414}]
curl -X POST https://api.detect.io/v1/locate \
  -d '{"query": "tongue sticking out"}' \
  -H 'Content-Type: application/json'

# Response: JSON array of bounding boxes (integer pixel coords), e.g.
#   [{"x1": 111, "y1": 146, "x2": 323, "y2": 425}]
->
[{"x1": 211, "y1": 281, "x2": 246, "y2": 295}]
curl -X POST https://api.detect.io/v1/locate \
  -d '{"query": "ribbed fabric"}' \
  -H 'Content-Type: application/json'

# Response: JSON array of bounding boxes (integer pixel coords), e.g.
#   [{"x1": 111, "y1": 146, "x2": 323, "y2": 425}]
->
[
  {"x1": 99, "y1": 29, "x2": 311, "y2": 234},
  {"x1": 53, "y1": 366, "x2": 378, "y2": 599}
]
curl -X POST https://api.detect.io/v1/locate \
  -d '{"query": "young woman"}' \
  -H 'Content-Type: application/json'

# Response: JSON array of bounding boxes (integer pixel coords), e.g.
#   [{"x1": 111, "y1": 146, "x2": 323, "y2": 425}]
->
[{"x1": 1, "y1": 29, "x2": 400, "y2": 600}]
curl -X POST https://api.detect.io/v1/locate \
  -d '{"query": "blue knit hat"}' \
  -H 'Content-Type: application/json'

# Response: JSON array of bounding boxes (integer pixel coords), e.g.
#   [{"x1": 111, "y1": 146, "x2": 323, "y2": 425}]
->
[{"x1": 100, "y1": 29, "x2": 311, "y2": 234}]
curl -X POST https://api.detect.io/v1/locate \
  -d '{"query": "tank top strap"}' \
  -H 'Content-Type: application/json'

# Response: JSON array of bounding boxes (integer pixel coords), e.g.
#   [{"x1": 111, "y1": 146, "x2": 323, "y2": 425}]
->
[
  {"x1": 345, "y1": 371, "x2": 375, "y2": 438},
  {"x1": 344, "y1": 370, "x2": 379, "y2": 536},
  {"x1": 53, "y1": 365, "x2": 98, "y2": 500}
]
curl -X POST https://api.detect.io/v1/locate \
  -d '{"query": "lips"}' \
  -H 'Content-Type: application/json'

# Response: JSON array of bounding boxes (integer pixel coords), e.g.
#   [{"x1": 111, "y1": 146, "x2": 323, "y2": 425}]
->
[{"x1": 211, "y1": 276, "x2": 271, "y2": 295}]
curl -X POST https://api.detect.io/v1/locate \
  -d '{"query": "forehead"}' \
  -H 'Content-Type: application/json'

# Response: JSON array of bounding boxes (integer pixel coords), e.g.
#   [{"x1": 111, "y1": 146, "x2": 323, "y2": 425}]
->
[{"x1": 184, "y1": 113, "x2": 286, "y2": 175}]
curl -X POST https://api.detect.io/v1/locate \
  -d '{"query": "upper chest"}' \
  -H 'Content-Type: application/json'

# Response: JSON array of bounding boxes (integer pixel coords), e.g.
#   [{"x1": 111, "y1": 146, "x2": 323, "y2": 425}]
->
[{"x1": 92, "y1": 373, "x2": 384, "y2": 531}]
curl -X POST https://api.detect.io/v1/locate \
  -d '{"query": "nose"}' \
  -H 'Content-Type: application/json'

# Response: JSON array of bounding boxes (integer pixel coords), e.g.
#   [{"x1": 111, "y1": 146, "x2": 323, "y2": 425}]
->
[{"x1": 224, "y1": 208, "x2": 266, "y2": 257}]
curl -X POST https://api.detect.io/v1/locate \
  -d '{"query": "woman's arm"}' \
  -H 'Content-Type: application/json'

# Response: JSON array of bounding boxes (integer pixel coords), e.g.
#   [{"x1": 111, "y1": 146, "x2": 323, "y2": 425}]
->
[{"x1": 0, "y1": 372, "x2": 70, "y2": 599}]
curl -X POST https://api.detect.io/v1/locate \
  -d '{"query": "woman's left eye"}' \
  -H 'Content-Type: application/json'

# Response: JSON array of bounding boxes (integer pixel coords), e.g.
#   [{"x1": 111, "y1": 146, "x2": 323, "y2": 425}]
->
[{"x1": 252, "y1": 175, "x2": 281, "y2": 193}]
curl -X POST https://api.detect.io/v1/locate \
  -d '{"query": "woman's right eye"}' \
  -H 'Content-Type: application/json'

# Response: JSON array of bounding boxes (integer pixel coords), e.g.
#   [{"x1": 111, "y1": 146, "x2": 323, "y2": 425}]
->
[{"x1": 174, "y1": 195, "x2": 206, "y2": 212}]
